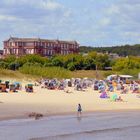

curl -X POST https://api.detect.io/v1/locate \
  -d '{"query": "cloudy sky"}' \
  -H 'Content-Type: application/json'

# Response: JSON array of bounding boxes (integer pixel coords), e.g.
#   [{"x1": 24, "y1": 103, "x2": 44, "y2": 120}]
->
[{"x1": 0, "y1": 0, "x2": 140, "y2": 48}]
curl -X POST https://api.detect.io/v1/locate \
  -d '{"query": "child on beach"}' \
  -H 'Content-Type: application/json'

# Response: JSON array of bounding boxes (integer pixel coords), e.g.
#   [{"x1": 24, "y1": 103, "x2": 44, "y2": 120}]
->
[{"x1": 77, "y1": 104, "x2": 82, "y2": 117}]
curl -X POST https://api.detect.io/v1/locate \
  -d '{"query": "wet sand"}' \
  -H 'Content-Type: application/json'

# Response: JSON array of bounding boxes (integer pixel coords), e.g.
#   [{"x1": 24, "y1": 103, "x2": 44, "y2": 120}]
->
[{"x1": 0, "y1": 111, "x2": 140, "y2": 140}]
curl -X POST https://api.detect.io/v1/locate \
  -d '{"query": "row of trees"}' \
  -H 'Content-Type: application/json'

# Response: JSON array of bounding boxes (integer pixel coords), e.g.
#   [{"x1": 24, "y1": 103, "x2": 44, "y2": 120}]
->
[
  {"x1": 80, "y1": 44, "x2": 140, "y2": 56},
  {"x1": 0, "y1": 53, "x2": 139, "y2": 73},
  {"x1": 113, "y1": 56, "x2": 140, "y2": 70},
  {"x1": 0, "y1": 52, "x2": 111, "y2": 71}
]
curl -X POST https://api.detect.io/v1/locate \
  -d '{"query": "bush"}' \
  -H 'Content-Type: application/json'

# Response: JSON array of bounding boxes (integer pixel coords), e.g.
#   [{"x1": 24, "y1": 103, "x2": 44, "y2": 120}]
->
[
  {"x1": 0, "y1": 61, "x2": 8, "y2": 69},
  {"x1": 17, "y1": 54, "x2": 48, "y2": 66},
  {"x1": 121, "y1": 69, "x2": 140, "y2": 79},
  {"x1": 67, "y1": 62, "x2": 75, "y2": 71},
  {"x1": 8, "y1": 62, "x2": 20, "y2": 70},
  {"x1": 113, "y1": 57, "x2": 140, "y2": 71},
  {"x1": 4, "y1": 55, "x2": 16, "y2": 63}
]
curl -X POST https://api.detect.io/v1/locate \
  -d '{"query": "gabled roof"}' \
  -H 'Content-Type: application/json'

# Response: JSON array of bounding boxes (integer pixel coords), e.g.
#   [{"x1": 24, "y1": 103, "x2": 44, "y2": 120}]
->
[{"x1": 4, "y1": 37, "x2": 79, "y2": 45}]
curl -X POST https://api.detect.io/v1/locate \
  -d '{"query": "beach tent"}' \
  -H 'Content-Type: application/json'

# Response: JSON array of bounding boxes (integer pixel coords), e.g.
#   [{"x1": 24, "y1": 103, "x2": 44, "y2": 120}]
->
[
  {"x1": 83, "y1": 77, "x2": 88, "y2": 80},
  {"x1": 119, "y1": 75, "x2": 133, "y2": 84},
  {"x1": 100, "y1": 92, "x2": 108, "y2": 98},
  {"x1": 107, "y1": 75, "x2": 117, "y2": 80},
  {"x1": 119, "y1": 75, "x2": 133, "y2": 78},
  {"x1": 107, "y1": 75, "x2": 133, "y2": 79},
  {"x1": 107, "y1": 74, "x2": 133, "y2": 83}
]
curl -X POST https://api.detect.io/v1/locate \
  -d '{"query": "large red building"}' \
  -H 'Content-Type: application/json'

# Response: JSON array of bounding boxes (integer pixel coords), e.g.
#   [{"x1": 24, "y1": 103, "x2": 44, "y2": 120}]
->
[{"x1": 3, "y1": 37, "x2": 79, "y2": 57}]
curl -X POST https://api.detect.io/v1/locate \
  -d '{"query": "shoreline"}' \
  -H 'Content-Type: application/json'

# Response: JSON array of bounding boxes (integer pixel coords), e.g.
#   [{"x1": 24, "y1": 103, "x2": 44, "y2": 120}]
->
[
  {"x1": 1, "y1": 109, "x2": 140, "y2": 122},
  {"x1": 0, "y1": 110, "x2": 140, "y2": 140}
]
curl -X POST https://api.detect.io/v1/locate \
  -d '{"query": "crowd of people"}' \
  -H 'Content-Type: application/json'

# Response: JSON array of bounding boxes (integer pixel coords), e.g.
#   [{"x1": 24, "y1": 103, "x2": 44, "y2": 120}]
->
[
  {"x1": 36, "y1": 76, "x2": 140, "y2": 100},
  {"x1": 37, "y1": 76, "x2": 139, "y2": 89},
  {"x1": 0, "y1": 75, "x2": 140, "y2": 101}
]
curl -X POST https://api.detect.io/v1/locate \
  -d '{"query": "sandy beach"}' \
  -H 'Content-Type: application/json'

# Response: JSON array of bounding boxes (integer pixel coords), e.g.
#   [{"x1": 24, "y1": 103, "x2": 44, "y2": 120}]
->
[{"x1": 0, "y1": 81, "x2": 140, "y2": 121}]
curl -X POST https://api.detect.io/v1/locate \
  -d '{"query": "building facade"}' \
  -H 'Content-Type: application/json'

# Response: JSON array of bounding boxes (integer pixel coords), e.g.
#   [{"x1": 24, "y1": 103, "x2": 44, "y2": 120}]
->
[{"x1": 3, "y1": 37, "x2": 79, "y2": 57}]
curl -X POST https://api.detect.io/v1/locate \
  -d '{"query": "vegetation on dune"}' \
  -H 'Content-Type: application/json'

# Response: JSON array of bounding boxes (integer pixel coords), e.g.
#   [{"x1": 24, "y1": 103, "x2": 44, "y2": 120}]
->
[
  {"x1": 0, "y1": 68, "x2": 39, "y2": 80},
  {"x1": 80, "y1": 44, "x2": 140, "y2": 56},
  {"x1": 19, "y1": 65, "x2": 71, "y2": 79},
  {"x1": 0, "y1": 52, "x2": 139, "y2": 79},
  {"x1": 71, "y1": 70, "x2": 115, "y2": 79},
  {"x1": 47, "y1": 52, "x2": 111, "y2": 71},
  {"x1": 113, "y1": 56, "x2": 140, "y2": 71},
  {"x1": 0, "y1": 53, "x2": 111, "y2": 71},
  {"x1": 0, "y1": 68, "x2": 139, "y2": 80}
]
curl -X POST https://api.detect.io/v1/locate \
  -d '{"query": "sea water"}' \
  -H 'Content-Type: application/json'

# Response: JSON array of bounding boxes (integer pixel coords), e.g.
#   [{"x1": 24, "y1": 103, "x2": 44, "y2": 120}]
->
[{"x1": 0, "y1": 111, "x2": 140, "y2": 140}]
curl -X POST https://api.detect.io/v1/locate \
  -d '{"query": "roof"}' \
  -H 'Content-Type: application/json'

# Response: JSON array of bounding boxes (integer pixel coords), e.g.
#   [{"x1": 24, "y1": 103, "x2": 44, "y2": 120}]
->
[
  {"x1": 107, "y1": 75, "x2": 117, "y2": 78},
  {"x1": 119, "y1": 75, "x2": 133, "y2": 78},
  {"x1": 107, "y1": 74, "x2": 133, "y2": 79},
  {"x1": 4, "y1": 37, "x2": 79, "y2": 45}
]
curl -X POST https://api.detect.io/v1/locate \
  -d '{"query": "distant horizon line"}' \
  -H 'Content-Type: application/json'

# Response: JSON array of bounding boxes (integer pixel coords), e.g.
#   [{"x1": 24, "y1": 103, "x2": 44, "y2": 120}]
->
[{"x1": 80, "y1": 43, "x2": 140, "y2": 48}]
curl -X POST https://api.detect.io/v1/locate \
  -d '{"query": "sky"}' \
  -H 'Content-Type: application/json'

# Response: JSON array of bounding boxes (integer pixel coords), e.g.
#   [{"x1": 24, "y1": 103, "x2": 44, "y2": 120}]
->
[{"x1": 0, "y1": 0, "x2": 140, "y2": 48}]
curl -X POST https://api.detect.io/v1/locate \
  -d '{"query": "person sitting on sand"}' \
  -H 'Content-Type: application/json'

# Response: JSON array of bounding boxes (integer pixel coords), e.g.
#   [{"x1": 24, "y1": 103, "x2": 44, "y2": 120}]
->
[
  {"x1": 64, "y1": 89, "x2": 72, "y2": 93},
  {"x1": 116, "y1": 96, "x2": 123, "y2": 102},
  {"x1": 116, "y1": 83, "x2": 121, "y2": 90},
  {"x1": 121, "y1": 86, "x2": 128, "y2": 94}
]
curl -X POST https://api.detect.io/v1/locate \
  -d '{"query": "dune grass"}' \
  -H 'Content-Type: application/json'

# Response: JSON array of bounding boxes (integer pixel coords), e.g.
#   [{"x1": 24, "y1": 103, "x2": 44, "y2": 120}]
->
[
  {"x1": 71, "y1": 70, "x2": 117, "y2": 79},
  {"x1": 0, "y1": 68, "x2": 139, "y2": 80},
  {"x1": 19, "y1": 66, "x2": 71, "y2": 79},
  {"x1": 72, "y1": 70, "x2": 139, "y2": 79},
  {"x1": 0, "y1": 69, "x2": 39, "y2": 81}
]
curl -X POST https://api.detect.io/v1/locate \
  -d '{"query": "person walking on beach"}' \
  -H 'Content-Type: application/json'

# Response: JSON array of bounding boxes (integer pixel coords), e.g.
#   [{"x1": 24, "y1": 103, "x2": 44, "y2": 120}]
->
[{"x1": 77, "y1": 103, "x2": 82, "y2": 117}]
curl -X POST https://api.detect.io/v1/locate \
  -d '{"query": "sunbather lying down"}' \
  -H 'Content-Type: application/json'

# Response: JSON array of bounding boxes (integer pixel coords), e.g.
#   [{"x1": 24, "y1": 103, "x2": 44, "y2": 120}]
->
[{"x1": 64, "y1": 89, "x2": 73, "y2": 93}]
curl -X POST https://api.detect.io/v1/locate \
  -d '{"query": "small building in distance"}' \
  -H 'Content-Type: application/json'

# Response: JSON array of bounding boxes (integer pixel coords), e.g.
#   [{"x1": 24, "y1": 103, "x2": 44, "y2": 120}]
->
[
  {"x1": 108, "y1": 53, "x2": 120, "y2": 59},
  {"x1": 105, "y1": 52, "x2": 120, "y2": 59},
  {"x1": 3, "y1": 37, "x2": 79, "y2": 57}
]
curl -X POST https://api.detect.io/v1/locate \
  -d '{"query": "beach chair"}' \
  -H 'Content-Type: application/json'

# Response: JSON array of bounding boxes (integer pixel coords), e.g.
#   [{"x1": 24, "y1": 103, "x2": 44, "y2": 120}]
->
[
  {"x1": 14, "y1": 82, "x2": 21, "y2": 90},
  {"x1": 0, "y1": 83, "x2": 7, "y2": 92},
  {"x1": 5, "y1": 81, "x2": 10, "y2": 88},
  {"x1": 47, "y1": 83, "x2": 55, "y2": 90},
  {"x1": 26, "y1": 84, "x2": 33, "y2": 92},
  {"x1": 9, "y1": 84, "x2": 17, "y2": 92},
  {"x1": 68, "y1": 81, "x2": 72, "y2": 87}
]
